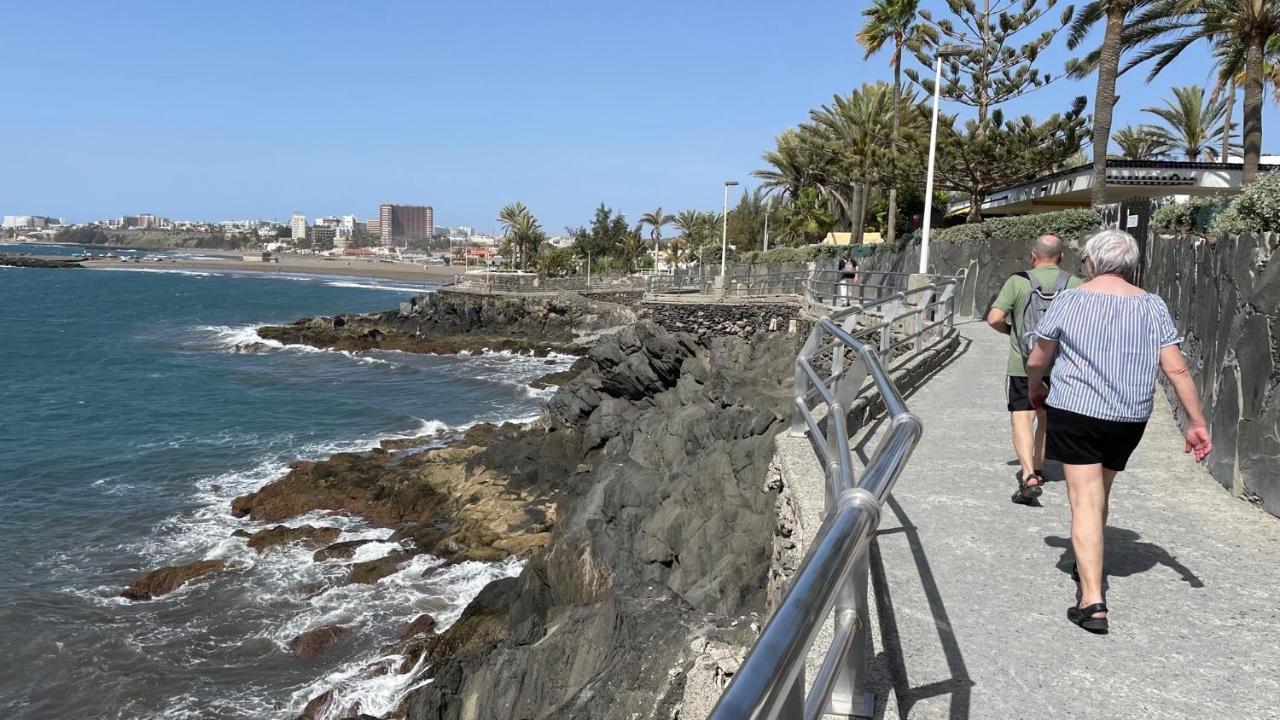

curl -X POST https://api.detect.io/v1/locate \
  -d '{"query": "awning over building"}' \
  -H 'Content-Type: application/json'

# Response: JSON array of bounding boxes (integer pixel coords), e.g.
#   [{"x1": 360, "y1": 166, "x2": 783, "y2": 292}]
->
[{"x1": 948, "y1": 159, "x2": 1279, "y2": 217}]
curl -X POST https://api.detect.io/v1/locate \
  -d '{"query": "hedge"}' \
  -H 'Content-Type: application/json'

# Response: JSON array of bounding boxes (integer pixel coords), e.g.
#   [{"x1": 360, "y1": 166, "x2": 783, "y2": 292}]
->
[
  {"x1": 1210, "y1": 170, "x2": 1280, "y2": 235},
  {"x1": 1152, "y1": 197, "x2": 1229, "y2": 235},
  {"x1": 902, "y1": 208, "x2": 1102, "y2": 247}
]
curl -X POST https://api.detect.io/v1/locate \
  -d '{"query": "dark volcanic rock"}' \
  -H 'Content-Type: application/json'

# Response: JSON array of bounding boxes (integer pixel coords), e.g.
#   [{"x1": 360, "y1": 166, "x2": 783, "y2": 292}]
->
[
  {"x1": 402, "y1": 322, "x2": 798, "y2": 719},
  {"x1": 345, "y1": 550, "x2": 411, "y2": 585},
  {"x1": 313, "y1": 539, "x2": 375, "y2": 561},
  {"x1": 120, "y1": 559, "x2": 228, "y2": 601},
  {"x1": 243, "y1": 524, "x2": 341, "y2": 553},
  {"x1": 289, "y1": 624, "x2": 351, "y2": 658},
  {"x1": 257, "y1": 290, "x2": 633, "y2": 356},
  {"x1": 0, "y1": 254, "x2": 82, "y2": 269},
  {"x1": 398, "y1": 614, "x2": 438, "y2": 641}
]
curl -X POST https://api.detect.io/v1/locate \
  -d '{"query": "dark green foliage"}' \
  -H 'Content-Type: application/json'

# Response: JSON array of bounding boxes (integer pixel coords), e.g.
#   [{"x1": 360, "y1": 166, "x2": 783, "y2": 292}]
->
[
  {"x1": 1210, "y1": 171, "x2": 1280, "y2": 234},
  {"x1": 1152, "y1": 198, "x2": 1230, "y2": 234},
  {"x1": 568, "y1": 204, "x2": 631, "y2": 261},
  {"x1": 54, "y1": 226, "x2": 112, "y2": 245},
  {"x1": 917, "y1": 208, "x2": 1103, "y2": 245}
]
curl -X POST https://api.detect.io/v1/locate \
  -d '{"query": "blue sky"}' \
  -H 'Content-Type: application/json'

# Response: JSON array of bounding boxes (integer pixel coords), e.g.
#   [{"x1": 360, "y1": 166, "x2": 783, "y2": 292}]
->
[{"x1": 2, "y1": 0, "x2": 1270, "y2": 230}]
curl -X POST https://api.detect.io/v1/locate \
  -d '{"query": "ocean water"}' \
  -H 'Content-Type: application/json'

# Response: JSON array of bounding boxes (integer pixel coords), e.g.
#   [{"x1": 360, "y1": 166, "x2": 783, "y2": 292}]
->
[{"x1": 0, "y1": 247, "x2": 569, "y2": 718}]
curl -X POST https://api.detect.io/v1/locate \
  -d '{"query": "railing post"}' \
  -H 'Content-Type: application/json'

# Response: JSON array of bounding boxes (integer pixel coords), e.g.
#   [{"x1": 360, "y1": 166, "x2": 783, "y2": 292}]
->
[
  {"x1": 826, "y1": 545, "x2": 875, "y2": 718},
  {"x1": 880, "y1": 299, "x2": 899, "y2": 354},
  {"x1": 791, "y1": 326, "x2": 822, "y2": 436},
  {"x1": 779, "y1": 670, "x2": 806, "y2": 720}
]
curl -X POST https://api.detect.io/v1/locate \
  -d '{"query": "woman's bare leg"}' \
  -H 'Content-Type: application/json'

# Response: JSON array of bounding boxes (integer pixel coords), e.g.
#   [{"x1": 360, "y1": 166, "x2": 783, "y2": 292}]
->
[{"x1": 1065, "y1": 462, "x2": 1107, "y2": 618}]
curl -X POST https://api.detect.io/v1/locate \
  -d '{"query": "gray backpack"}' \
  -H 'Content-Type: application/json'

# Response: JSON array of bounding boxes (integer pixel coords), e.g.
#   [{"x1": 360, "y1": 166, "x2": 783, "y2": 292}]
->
[{"x1": 1015, "y1": 270, "x2": 1070, "y2": 357}]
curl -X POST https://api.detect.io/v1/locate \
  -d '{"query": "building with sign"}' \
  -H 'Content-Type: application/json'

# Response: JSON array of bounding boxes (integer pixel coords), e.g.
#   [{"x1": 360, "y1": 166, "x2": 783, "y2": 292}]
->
[{"x1": 949, "y1": 159, "x2": 1280, "y2": 218}]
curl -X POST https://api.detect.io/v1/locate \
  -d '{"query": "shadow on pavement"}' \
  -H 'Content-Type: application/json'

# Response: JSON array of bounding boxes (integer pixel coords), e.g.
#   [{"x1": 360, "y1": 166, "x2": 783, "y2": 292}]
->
[
  {"x1": 868, "y1": 496, "x2": 974, "y2": 720},
  {"x1": 1044, "y1": 528, "x2": 1204, "y2": 588},
  {"x1": 850, "y1": 335, "x2": 974, "y2": 466}
]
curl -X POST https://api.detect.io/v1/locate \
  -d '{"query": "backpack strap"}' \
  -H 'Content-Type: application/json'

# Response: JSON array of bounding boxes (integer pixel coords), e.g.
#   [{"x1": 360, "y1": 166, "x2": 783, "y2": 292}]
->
[{"x1": 1050, "y1": 270, "x2": 1071, "y2": 293}]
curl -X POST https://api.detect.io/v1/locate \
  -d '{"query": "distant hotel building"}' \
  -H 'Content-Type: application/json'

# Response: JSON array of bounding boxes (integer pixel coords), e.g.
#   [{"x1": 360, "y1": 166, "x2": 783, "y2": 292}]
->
[
  {"x1": 290, "y1": 212, "x2": 307, "y2": 241},
  {"x1": 378, "y1": 203, "x2": 433, "y2": 247},
  {"x1": 3, "y1": 215, "x2": 61, "y2": 229},
  {"x1": 107, "y1": 213, "x2": 171, "y2": 230}
]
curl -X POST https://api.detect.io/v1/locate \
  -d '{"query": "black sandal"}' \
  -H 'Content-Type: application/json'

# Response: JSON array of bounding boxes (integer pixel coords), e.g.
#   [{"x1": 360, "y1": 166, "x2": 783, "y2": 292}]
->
[
  {"x1": 1011, "y1": 471, "x2": 1044, "y2": 504},
  {"x1": 1067, "y1": 602, "x2": 1109, "y2": 634}
]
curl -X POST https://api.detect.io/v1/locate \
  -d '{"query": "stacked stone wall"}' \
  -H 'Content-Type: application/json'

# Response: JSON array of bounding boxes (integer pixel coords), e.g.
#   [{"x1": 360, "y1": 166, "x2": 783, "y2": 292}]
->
[{"x1": 1145, "y1": 232, "x2": 1280, "y2": 516}]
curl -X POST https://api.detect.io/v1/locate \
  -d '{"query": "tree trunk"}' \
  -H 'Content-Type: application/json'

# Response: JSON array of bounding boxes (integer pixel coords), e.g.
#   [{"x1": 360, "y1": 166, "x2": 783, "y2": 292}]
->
[
  {"x1": 853, "y1": 183, "x2": 869, "y2": 243},
  {"x1": 1242, "y1": 38, "x2": 1264, "y2": 184},
  {"x1": 886, "y1": 46, "x2": 902, "y2": 246},
  {"x1": 1222, "y1": 81, "x2": 1235, "y2": 162},
  {"x1": 967, "y1": 193, "x2": 982, "y2": 224},
  {"x1": 1089, "y1": 8, "x2": 1126, "y2": 208}
]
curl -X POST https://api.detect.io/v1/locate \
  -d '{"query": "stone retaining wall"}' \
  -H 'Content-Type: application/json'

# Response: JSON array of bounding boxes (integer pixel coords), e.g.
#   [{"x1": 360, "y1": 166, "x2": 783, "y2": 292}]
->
[
  {"x1": 640, "y1": 301, "x2": 805, "y2": 342},
  {"x1": 1145, "y1": 231, "x2": 1280, "y2": 517}
]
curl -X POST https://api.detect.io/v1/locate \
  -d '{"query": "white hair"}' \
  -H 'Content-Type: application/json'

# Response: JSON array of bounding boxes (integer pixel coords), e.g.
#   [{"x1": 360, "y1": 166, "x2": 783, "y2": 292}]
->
[{"x1": 1083, "y1": 229, "x2": 1140, "y2": 279}]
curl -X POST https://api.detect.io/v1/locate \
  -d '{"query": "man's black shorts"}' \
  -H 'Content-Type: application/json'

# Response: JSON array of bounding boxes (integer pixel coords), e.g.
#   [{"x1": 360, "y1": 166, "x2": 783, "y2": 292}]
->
[{"x1": 1006, "y1": 376, "x2": 1049, "y2": 412}]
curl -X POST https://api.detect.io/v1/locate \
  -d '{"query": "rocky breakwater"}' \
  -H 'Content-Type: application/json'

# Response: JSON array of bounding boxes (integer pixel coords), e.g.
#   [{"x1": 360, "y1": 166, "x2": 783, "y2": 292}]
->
[
  {"x1": 400, "y1": 321, "x2": 799, "y2": 719},
  {"x1": 0, "y1": 254, "x2": 83, "y2": 269},
  {"x1": 256, "y1": 289, "x2": 634, "y2": 355}
]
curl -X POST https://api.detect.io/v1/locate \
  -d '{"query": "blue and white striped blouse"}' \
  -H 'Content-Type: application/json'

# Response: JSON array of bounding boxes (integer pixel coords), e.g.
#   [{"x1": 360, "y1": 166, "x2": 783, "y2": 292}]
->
[{"x1": 1035, "y1": 288, "x2": 1182, "y2": 422}]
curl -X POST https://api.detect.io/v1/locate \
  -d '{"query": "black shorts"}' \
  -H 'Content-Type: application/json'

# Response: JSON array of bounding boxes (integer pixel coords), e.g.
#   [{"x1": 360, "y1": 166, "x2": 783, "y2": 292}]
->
[
  {"x1": 1006, "y1": 376, "x2": 1049, "y2": 412},
  {"x1": 1045, "y1": 405, "x2": 1147, "y2": 471}
]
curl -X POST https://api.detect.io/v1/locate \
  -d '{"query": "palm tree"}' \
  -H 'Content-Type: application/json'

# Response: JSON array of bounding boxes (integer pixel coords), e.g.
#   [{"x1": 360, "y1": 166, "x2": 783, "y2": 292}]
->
[
  {"x1": 637, "y1": 207, "x2": 674, "y2": 273},
  {"x1": 1066, "y1": 0, "x2": 1159, "y2": 207},
  {"x1": 496, "y1": 202, "x2": 544, "y2": 271},
  {"x1": 804, "y1": 82, "x2": 903, "y2": 242},
  {"x1": 674, "y1": 209, "x2": 704, "y2": 245},
  {"x1": 1210, "y1": 36, "x2": 1280, "y2": 161},
  {"x1": 1142, "y1": 85, "x2": 1233, "y2": 160},
  {"x1": 857, "y1": 0, "x2": 923, "y2": 245},
  {"x1": 619, "y1": 230, "x2": 647, "y2": 272},
  {"x1": 1121, "y1": 0, "x2": 1280, "y2": 182},
  {"x1": 1112, "y1": 124, "x2": 1174, "y2": 158}
]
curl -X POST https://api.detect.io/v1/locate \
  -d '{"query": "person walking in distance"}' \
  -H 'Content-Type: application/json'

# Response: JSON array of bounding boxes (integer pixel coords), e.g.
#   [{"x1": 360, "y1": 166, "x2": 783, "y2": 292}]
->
[
  {"x1": 1026, "y1": 229, "x2": 1211, "y2": 633},
  {"x1": 986, "y1": 234, "x2": 1082, "y2": 504},
  {"x1": 837, "y1": 250, "x2": 859, "y2": 306}
]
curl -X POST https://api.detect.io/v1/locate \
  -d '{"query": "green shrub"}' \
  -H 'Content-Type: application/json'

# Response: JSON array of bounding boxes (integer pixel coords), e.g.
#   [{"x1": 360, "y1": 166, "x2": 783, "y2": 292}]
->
[
  {"x1": 1210, "y1": 171, "x2": 1280, "y2": 235},
  {"x1": 740, "y1": 243, "x2": 844, "y2": 265},
  {"x1": 1151, "y1": 198, "x2": 1229, "y2": 235},
  {"x1": 932, "y1": 223, "x2": 987, "y2": 244},
  {"x1": 985, "y1": 209, "x2": 1102, "y2": 245},
  {"x1": 900, "y1": 208, "x2": 1102, "y2": 246}
]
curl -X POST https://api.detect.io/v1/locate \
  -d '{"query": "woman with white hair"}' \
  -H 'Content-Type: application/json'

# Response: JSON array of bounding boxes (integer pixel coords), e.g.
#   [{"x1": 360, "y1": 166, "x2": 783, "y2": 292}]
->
[{"x1": 1025, "y1": 229, "x2": 1212, "y2": 634}]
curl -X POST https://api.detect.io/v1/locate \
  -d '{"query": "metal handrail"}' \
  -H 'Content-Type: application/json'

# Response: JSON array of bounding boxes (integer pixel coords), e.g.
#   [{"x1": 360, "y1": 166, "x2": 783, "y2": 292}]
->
[{"x1": 710, "y1": 277, "x2": 959, "y2": 720}]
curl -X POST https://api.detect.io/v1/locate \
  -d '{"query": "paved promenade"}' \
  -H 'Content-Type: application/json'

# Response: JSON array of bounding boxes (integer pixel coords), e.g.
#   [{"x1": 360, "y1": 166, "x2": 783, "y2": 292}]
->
[{"x1": 791, "y1": 322, "x2": 1280, "y2": 719}]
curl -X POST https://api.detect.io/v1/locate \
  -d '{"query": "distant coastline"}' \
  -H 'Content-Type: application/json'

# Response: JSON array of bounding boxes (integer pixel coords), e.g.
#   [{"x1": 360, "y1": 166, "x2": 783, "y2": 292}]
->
[{"x1": 83, "y1": 255, "x2": 460, "y2": 281}]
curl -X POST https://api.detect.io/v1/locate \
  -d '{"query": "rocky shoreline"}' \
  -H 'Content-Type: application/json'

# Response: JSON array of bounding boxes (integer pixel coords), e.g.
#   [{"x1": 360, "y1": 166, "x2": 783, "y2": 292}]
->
[
  {"x1": 121, "y1": 288, "x2": 799, "y2": 719},
  {"x1": 0, "y1": 253, "x2": 83, "y2": 269}
]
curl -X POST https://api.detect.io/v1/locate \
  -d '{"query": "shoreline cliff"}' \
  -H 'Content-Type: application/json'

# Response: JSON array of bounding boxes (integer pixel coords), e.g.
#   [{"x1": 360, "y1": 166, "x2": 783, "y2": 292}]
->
[{"x1": 122, "y1": 288, "x2": 799, "y2": 719}]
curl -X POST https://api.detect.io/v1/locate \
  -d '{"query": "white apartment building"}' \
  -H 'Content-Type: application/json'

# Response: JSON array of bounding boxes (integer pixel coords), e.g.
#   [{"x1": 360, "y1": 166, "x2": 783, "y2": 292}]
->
[{"x1": 290, "y1": 212, "x2": 307, "y2": 241}]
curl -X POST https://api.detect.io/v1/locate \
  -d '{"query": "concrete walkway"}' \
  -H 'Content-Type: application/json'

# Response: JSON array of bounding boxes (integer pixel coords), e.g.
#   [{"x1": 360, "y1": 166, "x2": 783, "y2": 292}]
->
[{"x1": 793, "y1": 322, "x2": 1280, "y2": 719}]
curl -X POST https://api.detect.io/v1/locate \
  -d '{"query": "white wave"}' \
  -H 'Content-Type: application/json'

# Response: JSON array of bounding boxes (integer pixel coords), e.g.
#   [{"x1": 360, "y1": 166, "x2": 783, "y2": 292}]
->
[
  {"x1": 324, "y1": 280, "x2": 434, "y2": 293},
  {"x1": 92, "y1": 267, "x2": 219, "y2": 277},
  {"x1": 286, "y1": 556, "x2": 524, "y2": 720},
  {"x1": 199, "y1": 324, "x2": 285, "y2": 351}
]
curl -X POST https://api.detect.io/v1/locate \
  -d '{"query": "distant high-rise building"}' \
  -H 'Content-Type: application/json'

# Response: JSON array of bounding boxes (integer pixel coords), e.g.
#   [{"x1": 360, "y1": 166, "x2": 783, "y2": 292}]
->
[
  {"x1": 290, "y1": 212, "x2": 307, "y2": 241},
  {"x1": 334, "y1": 215, "x2": 358, "y2": 249},
  {"x1": 378, "y1": 204, "x2": 433, "y2": 247},
  {"x1": 309, "y1": 224, "x2": 336, "y2": 249}
]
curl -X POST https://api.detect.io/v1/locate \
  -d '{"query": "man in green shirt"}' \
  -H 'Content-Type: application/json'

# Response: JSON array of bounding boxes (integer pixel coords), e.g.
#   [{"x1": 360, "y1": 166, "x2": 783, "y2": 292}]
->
[{"x1": 986, "y1": 233, "x2": 1083, "y2": 504}]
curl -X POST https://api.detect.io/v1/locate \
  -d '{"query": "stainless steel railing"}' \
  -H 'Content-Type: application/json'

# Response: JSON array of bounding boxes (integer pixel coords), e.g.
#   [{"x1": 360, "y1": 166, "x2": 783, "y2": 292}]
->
[{"x1": 710, "y1": 278, "x2": 958, "y2": 720}]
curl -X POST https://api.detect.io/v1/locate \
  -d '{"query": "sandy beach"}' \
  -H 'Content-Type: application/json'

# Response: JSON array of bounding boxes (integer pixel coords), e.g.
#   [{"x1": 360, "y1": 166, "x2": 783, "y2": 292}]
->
[{"x1": 80, "y1": 255, "x2": 461, "y2": 282}]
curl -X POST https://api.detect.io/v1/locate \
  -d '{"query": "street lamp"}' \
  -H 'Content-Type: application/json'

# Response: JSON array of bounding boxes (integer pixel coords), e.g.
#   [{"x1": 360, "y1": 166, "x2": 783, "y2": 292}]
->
[
  {"x1": 763, "y1": 193, "x2": 774, "y2": 253},
  {"x1": 920, "y1": 44, "x2": 966, "y2": 275},
  {"x1": 721, "y1": 180, "x2": 739, "y2": 279}
]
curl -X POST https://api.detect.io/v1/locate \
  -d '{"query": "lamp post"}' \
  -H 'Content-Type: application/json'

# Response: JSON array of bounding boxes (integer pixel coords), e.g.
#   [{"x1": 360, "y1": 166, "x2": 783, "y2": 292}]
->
[
  {"x1": 763, "y1": 194, "x2": 773, "y2": 253},
  {"x1": 720, "y1": 180, "x2": 739, "y2": 279},
  {"x1": 920, "y1": 45, "x2": 966, "y2": 275}
]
